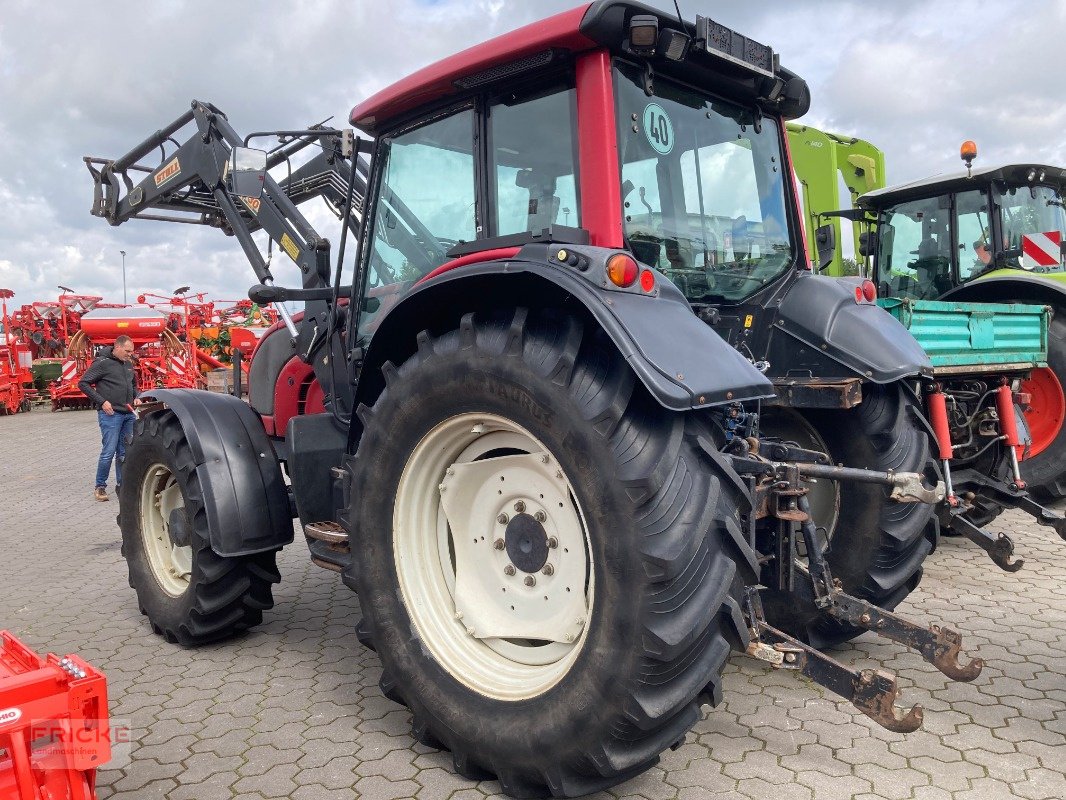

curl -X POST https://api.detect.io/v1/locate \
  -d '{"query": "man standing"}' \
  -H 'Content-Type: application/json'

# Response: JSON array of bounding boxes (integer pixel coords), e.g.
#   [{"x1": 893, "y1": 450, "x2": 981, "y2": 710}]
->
[{"x1": 78, "y1": 335, "x2": 141, "y2": 501}]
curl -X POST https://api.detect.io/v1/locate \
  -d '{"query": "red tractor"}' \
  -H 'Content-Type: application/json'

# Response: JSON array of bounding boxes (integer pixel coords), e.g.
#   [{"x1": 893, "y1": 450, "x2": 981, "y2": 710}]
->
[{"x1": 87, "y1": 3, "x2": 1031, "y2": 794}]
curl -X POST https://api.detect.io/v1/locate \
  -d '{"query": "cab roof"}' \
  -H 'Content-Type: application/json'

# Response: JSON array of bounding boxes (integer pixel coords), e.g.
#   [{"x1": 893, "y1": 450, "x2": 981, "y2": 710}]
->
[
  {"x1": 350, "y1": 0, "x2": 809, "y2": 135},
  {"x1": 859, "y1": 164, "x2": 1066, "y2": 209}
]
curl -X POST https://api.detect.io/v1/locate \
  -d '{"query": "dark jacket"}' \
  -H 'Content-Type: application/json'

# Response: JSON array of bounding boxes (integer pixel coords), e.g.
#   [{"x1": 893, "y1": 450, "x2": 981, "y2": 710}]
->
[{"x1": 78, "y1": 347, "x2": 137, "y2": 411}]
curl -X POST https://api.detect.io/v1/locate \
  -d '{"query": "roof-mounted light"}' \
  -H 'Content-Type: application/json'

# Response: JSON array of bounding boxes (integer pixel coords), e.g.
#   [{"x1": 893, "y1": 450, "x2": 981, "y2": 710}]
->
[
  {"x1": 695, "y1": 16, "x2": 777, "y2": 79},
  {"x1": 628, "y1": 15, "x2": 659, "y2": 57},
  {"x1": 1027, "y1": 168, "x2": 1038, "y2": 182},
  {"x1": 960, "y1": 140, "x2": 977, "y2": 177},
  {"x1": 657, "y1": 28, "x2": 691, "y2": 61}
]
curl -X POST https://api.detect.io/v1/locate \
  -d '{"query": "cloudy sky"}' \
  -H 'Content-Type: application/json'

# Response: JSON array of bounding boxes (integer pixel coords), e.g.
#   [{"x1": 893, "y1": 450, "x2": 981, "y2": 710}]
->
[{"x1": 0, "y1": 0, "x2": 1063, "y2": 307}]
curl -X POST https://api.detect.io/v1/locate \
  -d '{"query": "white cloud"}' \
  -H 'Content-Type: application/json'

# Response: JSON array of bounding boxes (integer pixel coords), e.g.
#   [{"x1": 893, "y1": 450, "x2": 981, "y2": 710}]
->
[{"x1": 0, "y1": 0, "x2": 1062, "y2": 307}]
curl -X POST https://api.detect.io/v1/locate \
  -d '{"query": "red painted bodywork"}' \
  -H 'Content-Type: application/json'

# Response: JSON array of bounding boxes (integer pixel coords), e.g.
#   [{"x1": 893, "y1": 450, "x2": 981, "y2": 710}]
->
[
  {"x1": 262, "y1": 355, "x2": 325, "y2": 437},
  {"x1": 417, "y1": 248, "x2": 523, "y2": 285},
  {"x1": 576, "y1": 50, "x2": 623, "y2": 248},
  {"x1": 350, "y1": 5, "x2": 595, "y2": 132}
]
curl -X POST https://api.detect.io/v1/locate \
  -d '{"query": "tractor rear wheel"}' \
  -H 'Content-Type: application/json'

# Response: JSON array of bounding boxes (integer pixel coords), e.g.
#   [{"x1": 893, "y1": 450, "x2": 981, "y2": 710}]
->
[
  {"x1": 119, "y1": 411, "x2": 281, "y2": 645},
  {"x1": 343, "y1": 308, "x2": 757, "y2": 798},
  {"x1": 758, "y1": 383, "x2": 935, "y2": 648},
  {"x1": 1020, "y1": 313, "x2": 1066, "y2": 499}
]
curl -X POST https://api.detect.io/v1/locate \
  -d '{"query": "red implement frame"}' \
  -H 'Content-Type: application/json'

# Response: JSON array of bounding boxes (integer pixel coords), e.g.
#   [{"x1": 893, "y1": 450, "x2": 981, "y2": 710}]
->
[{"x1": 0, "y1": 631, "x2": 111, "y2": 800}]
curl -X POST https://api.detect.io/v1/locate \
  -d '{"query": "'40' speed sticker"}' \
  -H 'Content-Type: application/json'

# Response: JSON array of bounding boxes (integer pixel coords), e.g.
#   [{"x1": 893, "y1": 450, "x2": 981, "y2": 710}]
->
[{"x1": 643, "y1": 103, "x2": 674, "y2": 155}]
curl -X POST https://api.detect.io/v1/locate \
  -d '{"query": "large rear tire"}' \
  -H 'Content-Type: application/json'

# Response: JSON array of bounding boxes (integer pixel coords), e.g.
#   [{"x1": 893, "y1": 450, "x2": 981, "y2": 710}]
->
[
  {"x1": 119, "y1": 411, "x2": 281, "y2": 645},
  {"x1": 343, "y1": 308, "x2": 758, "y2": 798},
  {"x1": 1020, "y1": 313, "x2": 1066, "y2": 499},
  {"x1": 759, "y1": 383, "x2": 935, "y2": 648}
]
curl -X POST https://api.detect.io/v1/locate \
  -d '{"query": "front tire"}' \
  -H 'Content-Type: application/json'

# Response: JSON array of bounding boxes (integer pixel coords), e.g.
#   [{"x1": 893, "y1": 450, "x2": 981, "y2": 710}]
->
[
  {"x1": 759, "y1": 383, "x2": 935, "y2": 648},
  {"x1": 344, "y1": 308, "x2": 757, "y2": 797},
  {"x1": 119, "y1": 411, "x2": 281, "y2": 645}
]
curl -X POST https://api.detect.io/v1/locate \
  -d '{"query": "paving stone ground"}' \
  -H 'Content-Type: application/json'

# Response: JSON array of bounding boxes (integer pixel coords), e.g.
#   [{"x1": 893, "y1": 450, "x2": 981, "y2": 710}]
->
[{"x1": 1, "y1": 408, "x2": 1064, "y2": 800}]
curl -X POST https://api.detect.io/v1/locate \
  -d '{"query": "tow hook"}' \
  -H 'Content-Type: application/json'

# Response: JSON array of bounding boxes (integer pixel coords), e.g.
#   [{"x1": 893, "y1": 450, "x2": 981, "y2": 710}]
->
[
  {"x1": 796, "y1": 495, "x2": 984, "y2": 682},
  {"x1": 744, "y1": 590, "x2": 924, "y2": 734}
]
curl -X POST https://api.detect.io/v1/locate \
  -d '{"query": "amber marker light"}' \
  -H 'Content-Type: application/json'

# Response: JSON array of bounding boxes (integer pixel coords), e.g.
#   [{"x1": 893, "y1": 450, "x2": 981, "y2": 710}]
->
[{"x1": 606, "y1": 253, "x2": 639, "y2": 288}]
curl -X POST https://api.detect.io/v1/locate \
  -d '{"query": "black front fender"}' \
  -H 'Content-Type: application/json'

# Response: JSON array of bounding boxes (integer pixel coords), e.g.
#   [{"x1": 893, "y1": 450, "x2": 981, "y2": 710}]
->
[
  {"x1": 140, "y1": 388, "x2": 294, "y2": 557},
  {"x1": 358, "y1": 245, "x2": 774, "y2": 414}
]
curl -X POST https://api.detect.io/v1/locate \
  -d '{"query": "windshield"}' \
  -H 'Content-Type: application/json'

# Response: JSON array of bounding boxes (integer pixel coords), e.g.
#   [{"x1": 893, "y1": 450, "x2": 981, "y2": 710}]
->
[
  {"x1": 614, "y1": 61, "x2": 795, "y2": 303},
  {"x1": 995, "y1": 184, "x2": 1066, "y2": 273}
]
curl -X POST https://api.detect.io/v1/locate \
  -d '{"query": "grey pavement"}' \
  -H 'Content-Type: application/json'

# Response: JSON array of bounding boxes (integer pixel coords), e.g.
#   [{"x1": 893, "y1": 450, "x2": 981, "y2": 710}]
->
[{"x1": 1, "y1": 408, "x2": 1063, "y2": 800}]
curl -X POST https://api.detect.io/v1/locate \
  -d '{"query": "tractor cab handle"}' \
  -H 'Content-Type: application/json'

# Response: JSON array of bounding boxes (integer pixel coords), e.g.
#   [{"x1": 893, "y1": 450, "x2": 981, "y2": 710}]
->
[{"x1": 248, "y1": 283, "x2": 352, "y2": 304}]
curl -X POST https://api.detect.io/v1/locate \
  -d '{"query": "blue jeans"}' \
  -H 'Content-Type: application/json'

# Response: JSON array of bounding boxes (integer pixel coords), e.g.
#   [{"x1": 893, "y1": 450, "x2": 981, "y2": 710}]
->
[{"x1": 95, "y1": 411, "x2": 135, "y2": 489}]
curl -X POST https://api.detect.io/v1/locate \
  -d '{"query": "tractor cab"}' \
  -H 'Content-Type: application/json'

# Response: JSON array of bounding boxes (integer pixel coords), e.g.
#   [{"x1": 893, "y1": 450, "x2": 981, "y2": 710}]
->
[
  {"x1": 860, "y1": 164, "x2": 1066, "y2": 301},
  {"x1": 346, "y1": 2, "x2": 814, "y2": 348}
]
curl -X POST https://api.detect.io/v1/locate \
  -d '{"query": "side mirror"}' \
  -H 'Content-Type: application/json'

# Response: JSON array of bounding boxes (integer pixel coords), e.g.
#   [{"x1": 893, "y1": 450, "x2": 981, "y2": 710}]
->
[
  {"x1": 228, "y1": 147, "x2": 267, "y2": 199},
  {"x1": 858, "y1": 230, "x2": 877, "y2": 258},
  {"x1": 814, "y1": 223, "x2": 836, "y2": 271}
]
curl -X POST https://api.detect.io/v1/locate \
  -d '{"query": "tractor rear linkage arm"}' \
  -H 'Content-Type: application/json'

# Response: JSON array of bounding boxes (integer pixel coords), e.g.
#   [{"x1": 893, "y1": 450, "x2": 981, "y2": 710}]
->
[{"x1": 730, "y1": 448, "x2": 984, "y2": 733}]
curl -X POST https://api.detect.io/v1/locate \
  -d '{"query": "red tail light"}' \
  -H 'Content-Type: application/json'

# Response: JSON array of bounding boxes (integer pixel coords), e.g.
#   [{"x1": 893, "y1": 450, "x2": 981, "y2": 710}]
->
[{"x1": 862, "y1": 280, "x2": 877, "y2": 303}]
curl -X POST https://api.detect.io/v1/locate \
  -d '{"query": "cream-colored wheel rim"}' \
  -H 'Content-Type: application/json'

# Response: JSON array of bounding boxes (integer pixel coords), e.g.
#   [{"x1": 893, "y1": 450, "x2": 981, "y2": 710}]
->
[
  {"x1": 140, "y1": 463, "x2": 193, "y2": 597},
  {"x1": 394, "y1": 413, "x2": 594, "y2": 701}
]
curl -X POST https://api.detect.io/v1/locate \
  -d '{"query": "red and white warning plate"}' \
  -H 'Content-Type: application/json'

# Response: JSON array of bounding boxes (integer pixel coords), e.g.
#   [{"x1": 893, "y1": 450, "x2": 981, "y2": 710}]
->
[{"x1": 1021, "y1": 231, "x2": 1062, "y2": 270}]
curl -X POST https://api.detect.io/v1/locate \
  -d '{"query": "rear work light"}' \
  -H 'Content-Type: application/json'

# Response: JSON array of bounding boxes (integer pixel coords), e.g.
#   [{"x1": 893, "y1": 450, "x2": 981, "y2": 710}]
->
[{"x1": 606, "y1": 254, "x2": 639, "y2": 288}]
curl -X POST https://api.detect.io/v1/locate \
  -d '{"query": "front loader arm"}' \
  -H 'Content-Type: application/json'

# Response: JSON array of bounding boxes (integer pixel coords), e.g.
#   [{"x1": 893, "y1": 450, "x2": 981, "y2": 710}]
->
[{"x1": 85, "y1": 100, "x2": 360, "y2": 292}]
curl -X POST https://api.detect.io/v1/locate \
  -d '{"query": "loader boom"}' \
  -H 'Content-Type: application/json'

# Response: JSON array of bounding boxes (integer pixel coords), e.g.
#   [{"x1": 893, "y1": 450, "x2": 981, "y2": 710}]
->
[
  {"x1": 787, "y1": 123, "x2": 885, "y2": 273},
  {"x1": 84, "y1": 101, "x2": 365, "y2": 293}
]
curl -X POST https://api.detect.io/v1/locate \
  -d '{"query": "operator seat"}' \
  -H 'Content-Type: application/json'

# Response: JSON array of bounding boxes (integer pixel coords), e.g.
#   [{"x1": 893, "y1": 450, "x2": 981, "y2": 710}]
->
[
  {"x1": 516, "y1": 169, "x2": 559, "y2": 232},
  {"x1": 913, "y1": 237, "x2": 952, "y2": 299}
]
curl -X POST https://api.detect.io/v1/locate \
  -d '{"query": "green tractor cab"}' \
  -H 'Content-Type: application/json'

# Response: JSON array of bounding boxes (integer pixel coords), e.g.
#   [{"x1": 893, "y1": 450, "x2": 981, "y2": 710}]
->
[{"x1": 789, "y1": 123, "x2": 1066, "y2": 512}]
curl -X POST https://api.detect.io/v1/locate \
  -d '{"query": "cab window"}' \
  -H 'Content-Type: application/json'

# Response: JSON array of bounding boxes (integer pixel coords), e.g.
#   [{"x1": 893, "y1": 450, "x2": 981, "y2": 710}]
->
[
  {"x1": 360, "y1": 109, "x2": 476, "y2": 337},
  {"x1": 876, "y1": 196, "x2": 951, "y2": 299},
  {"x1": 956, "y1": 189, "x2": 993, "y2": 281},
  {"x1": 489, "y1": 82, "x2": 580, "y2": 236}
]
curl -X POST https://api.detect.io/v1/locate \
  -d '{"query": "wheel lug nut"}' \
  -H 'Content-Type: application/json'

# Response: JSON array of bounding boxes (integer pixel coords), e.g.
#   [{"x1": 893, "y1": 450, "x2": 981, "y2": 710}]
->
[
  {"x1": 547, "y1": 537, "x2": 558, "y2": 549},
  {"x1": 524, "y1": 575, "x2": 536, "y2": 587},
  {"x1": 514, "y1": 500, "x2": 526, "y2": 513},
  {"x1": 541, "y1": 454, "x2": 550, "y2": 464},
  {"x1": 497, "y1": 513, "x2": 509, "y2": 524},
  {"x1": 504, "y1": 564, "x2": 516, "y2": 576},
  {"x1": 542, "y1": 563, "x2": 554, "y2": 576},
  {"x1": 493, "y1": 538, "x2": 505, "y2": 550},
  {"x1": 534, "y1": 511, "x2": 546, "y2": 522}
]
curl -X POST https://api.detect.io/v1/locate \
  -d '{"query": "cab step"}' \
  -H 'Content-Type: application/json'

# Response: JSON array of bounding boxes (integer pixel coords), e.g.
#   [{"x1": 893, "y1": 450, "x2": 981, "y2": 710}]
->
[
  {"x1": 304, "y1": 520, "x2": 349, "y2": 544},
  {"x1": 304, "y1": 521, "x2": 350, "y2": 573}
]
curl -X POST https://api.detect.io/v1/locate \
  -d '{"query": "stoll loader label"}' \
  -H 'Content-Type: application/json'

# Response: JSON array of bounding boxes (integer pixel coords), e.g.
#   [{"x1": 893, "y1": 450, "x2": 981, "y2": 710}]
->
[
  {"x1": 0, "y1": 707, "x2": 22, "y2": 726},
  {"x1": 643, "y1": 103, "x2": 674, "y2": 155},
  {"x1": 154, "y1": 157, "x2": 181, "y2": 188}
]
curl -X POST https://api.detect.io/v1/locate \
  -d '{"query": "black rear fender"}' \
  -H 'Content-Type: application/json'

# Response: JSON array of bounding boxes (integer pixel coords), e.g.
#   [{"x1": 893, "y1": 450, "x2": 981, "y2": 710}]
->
[
  {"x1": 769, "y1": 273, "x2": 933, "y2": 383},
  {"x1": 139, "y1": 388, "x2": 294, "y2": 556},
  {"x1": 353, "y1": 244, "x2": 774, "y2": 445}
]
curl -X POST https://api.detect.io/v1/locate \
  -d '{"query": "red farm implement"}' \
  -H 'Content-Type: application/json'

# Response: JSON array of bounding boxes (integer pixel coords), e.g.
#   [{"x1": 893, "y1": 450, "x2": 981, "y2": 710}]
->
[
  {"x1": 0, "y1": 631, "x2": 111, "y2": 800},
  {"x1": 50, "y1": 307, "x2": 204, "y2": 411},
  {"x1": 0, "y1": 290, "x2": 34, "y2": 414},
  {"x1": 7, "y1": 291, "x2": 120, "y2": 362}
]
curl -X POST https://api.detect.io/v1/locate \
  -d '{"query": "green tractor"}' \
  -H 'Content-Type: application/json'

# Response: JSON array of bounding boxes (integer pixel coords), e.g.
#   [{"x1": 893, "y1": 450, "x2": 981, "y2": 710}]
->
[{"x1": 789, "y1": 124, "x2": 1066, "y2": 544}]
